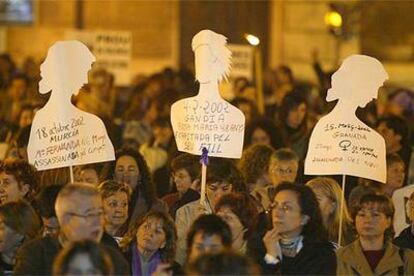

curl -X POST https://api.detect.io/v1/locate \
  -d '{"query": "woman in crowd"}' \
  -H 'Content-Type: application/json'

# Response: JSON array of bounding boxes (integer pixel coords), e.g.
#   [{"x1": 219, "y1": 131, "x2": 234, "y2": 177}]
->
[
  {"x1": 162, "y1": 153, "x2": 200, "y2": 219},
  {"x1": 238, "y1": 144, "x2": 274, "y2": 194},
  {"x1": 103, "y1": 147, "x2": 167, "y2": 229},
  {"x1": 244, "y1": 118, "x2": 282, "y2": 150},
  {"x1": 0, "y1": 158, "x2": 39, "y2": 205},
  {"x1": 0, "y1": 200, "x2": 41, "y2": 274},
  {"x1": 306, "y1": 177, "x2": 355, "y2": 246},
  {"x1": 215, "y1": 193, "x2": 259, "y2": 255},
  {"x1": 98, "y1": 180, "x2": 131, "y2": 244},
  {"x1": 277, "y1": 90, "x2": 313, "y2": 161},
  {"x1": 120, "y1": 211, "x2": 180, "y2": 276},
  {"x1": 337, "y1": 193, "x2": 414, "y2": 274},
  {"x1": 260, "y1": 182, "x2": 336, "y2": 275},
  {"x1": 52, "y1": 240, "x2": 113, "y2": 276}
]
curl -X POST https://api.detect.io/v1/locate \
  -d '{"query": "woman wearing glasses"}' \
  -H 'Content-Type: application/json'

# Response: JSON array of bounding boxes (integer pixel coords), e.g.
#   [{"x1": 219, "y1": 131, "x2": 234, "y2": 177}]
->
[
  {"x1": 260, "y1": 182, "x2": 336, "y2": 275},
  {"x1": 337, "y1": 193, "x2": 414, "y2": 275}
]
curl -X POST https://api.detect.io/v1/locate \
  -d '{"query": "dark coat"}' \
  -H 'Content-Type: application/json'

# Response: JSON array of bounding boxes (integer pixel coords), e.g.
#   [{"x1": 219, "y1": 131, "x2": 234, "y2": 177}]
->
[
  {"x1": 394, "y1": 226, "x2": 414, "y2": 250},
  {"x1": 14, "y1": 234, "x2": 129, "y2": 275},
  {"x1": 258, "y1": 238, "x2": 336, "y2": 275}
]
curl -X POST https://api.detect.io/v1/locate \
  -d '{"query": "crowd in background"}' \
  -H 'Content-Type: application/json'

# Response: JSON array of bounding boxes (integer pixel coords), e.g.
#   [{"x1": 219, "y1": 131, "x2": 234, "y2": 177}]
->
[{"x1": 0, "y1": 50, "x2": 413, "y2": 275}]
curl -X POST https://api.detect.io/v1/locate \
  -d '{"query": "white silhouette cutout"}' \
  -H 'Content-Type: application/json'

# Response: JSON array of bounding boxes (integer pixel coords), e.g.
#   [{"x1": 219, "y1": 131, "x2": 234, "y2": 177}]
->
[
  {"x1": 171, "y1": 30, "x2": 245, "y2": 158},
  {"x1": 305, "y1": 55, "x2": 388, "y2": 183},
  {"x1": 28, "y1": 40, "x2": 115, "y2": 171}
]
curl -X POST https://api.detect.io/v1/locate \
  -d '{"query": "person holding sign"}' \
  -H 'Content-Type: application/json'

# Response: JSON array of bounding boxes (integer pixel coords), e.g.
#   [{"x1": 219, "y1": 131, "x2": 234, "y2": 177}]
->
[
  {"x1": 171, "y1": 29, "x2": 245, "y2": 159},
  {"x1": 305, "y1": 55, "x2": 388, "y2": 183},
  {"x1": 27, "y1": 40, "x2": 115, "y2": 172}
]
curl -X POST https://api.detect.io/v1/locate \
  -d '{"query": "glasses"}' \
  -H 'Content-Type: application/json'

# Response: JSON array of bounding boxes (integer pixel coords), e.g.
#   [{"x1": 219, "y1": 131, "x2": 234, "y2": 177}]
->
[
  {"x1": 270, "y1": 167, "x2": 295, "y2": 175},
  {"x1": 67, "y1": 211, "x2": 103, "y2": 220},
  {"x1": 269, "y1": 202, "x2": 299, "y2": 214}
]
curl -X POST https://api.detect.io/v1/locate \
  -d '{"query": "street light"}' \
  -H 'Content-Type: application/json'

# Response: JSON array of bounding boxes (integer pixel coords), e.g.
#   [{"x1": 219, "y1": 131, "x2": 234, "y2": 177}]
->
[
  {"x1": 244, "y1": 33, "x2": 264, "y2": 115},
  {"x1": 245, "y1": 34, "x2": 260, "y2": 46}
]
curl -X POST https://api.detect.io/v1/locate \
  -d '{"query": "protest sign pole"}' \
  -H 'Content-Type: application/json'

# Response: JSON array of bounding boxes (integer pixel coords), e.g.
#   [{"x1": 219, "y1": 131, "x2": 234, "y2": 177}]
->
[
  {"x1": 338, "y1": 174, "x2": 346, "y2": 246},
  {"x1": 69, "y1": 165, "x2": 74, "y2": 183},
  {"x1": 200, "y1": 148, "x2": 209, "y2": 208}
]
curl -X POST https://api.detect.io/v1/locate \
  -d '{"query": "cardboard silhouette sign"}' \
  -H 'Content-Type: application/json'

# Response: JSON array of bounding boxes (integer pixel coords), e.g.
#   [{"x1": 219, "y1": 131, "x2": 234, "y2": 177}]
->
[
  {"x1": 305, "y1": 55, "x2": 388, "y2": 183},
  {"x1": 171, "y1": 30, "x2": 245, "y2": 158},
  {"x1": 28, "y1": 40, "x2": 115, "y2": 171}
]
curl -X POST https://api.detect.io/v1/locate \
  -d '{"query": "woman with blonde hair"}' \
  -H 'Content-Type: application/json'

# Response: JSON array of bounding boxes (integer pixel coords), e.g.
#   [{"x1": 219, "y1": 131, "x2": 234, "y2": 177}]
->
[{"x1": 306, "y1": 177, "x2": 355, "y2": 246}]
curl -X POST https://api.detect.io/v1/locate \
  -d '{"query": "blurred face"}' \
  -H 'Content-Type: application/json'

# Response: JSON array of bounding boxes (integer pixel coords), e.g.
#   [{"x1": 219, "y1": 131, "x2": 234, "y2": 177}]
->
[
  {"x1": 206, "y1": 182, "x2": 232, "y2": 209},
  {"x1": 8, "y1": 79, "x2": 27, "y2": 100},
  {"x1": 311, "y1": 188, "x2": 335, "y2": 224},
  {"x1": 65, "y1": 253, "x2": 103, "y2": 276},
  {"x1": 153, "y1": 126, "x2": 173, "y2": 144},
  {"x1": 42, "y1": 216, "x2": 60, "y2": 237},
  {"x1": 386, "y1": 162, "x2": 405, "y2": 190},
  {"x1": 173, "y1": 169, "x2": 192, "y2": 195},
  {"x1": 268, "y1": 159, "x2": 298, "y2": 186},
  {"x1": 238, "y1": 103, "x2": 252, "y2": 124},
  {"x1": 0, "y1": 172, "x2": 29, "y2": 205},
  {"x1": 103, "y1": 192, "x2": 128, "y2": 228},
  {"x1": 355, "y1": 203, "x2": 391, "y2": 239},
  {"x1": 115, "y1": 156, "x2": 140, "y2": 190},
  {"x1": 80, "y1": 169, "x2": 99, "y2": 186},
  {"x1": 19, "y1": 109, "x2": 33, "y2": 129},
  {"x1": 0, "y1": 216, "x2": 23, "y2": 253},
  {"x1": 216, "y1": 207, "x2": 245, "y2": 243},
  {"x1": 136, "y1": 217, "x2": 166, "y2": 253},
  {"x1": 286, "y1": 103, "x2": 306, "y2": 129},
  {"x1": 59, "y1": 194, "x2": 104, "y2": 242},
  {"x1": 272, "y1": 190, "x2": 307, "y2": 238},
  {"x1": 377, "y1": 123, "x2": 402, "y2": 153},
  {"x1": 241, "y1": 87, "x2": 256, "y2": 102},
  {"x1": 189, "y1": 232, "x2": 225, "y2": 262},
  {"x1": 251, "y1": 128, "x2": 271, "y2": 146}
]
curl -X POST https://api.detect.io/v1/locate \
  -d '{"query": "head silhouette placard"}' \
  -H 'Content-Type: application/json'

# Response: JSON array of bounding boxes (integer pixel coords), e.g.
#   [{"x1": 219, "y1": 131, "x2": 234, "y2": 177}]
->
[
  {"x1": 305, "y1": 54, "x2": 387, "y2": 182},
  {"x1": 171, "y1": 30, "x2": 245, "y2": 158},
  {"x1": 39, "y1": 41, "x2": 96, "y2": 96},
  {"x1": 28, "y1": 40, "x2": 115, "y2": 170}
]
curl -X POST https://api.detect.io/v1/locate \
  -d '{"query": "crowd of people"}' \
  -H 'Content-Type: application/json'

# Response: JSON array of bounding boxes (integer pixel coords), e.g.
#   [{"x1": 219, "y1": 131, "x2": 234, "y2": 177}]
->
[{"x1": 0, "y1": 50, "x2": 414, "y2": 275}]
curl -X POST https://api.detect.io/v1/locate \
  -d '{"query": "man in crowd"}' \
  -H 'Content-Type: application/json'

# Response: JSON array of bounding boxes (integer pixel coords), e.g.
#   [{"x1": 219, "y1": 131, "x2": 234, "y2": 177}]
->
[{"x1": 14, "y1": 183, "x2": 129, "y2": 275}]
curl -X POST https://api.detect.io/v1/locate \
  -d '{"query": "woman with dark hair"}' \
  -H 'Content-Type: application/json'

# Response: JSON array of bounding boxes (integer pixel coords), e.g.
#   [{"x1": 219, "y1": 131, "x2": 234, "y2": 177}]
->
[
  {"x1": 102, "y1": 147, "x2": 168, "y2": 230},
  {"x1": 52, "y1": 240, "x2": 113, "y2": 276},
  {"x1": 215, "y1": 193, "x2": 259, "y2": 255},
  {"x1": 277, "y1": 90, "x2": 313, "y2": 161},
  {"x1": 260, "y1": 182, "x2": 336, "y2": 275},
  {"x1": 0, "y1": 200, "x2": 41, "y2": 274},
  {"x1": 337, "y1": 193, "x2": 414, "y2": 275},
  {"x1": 120, "y1": 211, "x2": 181, "y2": 275},
  {"x1": 0, "y1": 158, "x2": 39, "y2": 205},
  {"x1": 244, "y1": 118, "x2": 282, "y2": 150}
]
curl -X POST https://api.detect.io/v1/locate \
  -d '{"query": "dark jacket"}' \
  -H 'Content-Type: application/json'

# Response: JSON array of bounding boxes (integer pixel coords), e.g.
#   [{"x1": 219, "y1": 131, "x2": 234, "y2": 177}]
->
[
  {"x1": 14, "y1": 234, "x2": 129, "y2": 275},
  {"x1": 394, "y1": 226, "x2": 414, "y2": 250},
  {"x1": 259, "y1": 238, "x2": 336, "y2": 275}
]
